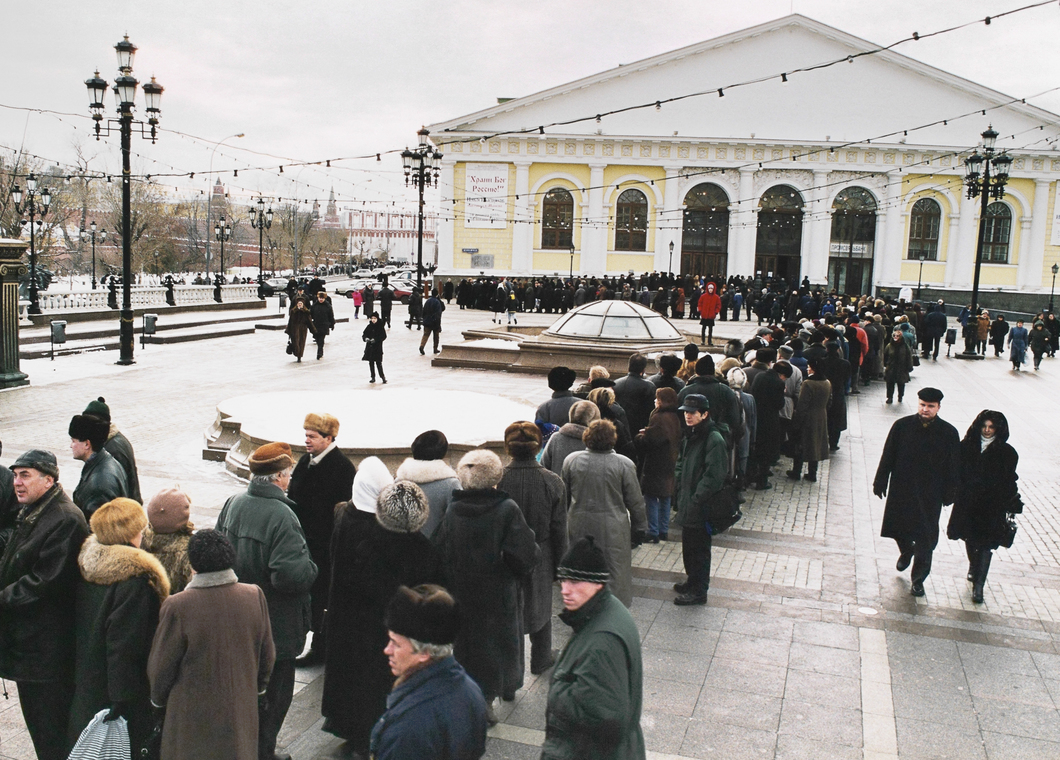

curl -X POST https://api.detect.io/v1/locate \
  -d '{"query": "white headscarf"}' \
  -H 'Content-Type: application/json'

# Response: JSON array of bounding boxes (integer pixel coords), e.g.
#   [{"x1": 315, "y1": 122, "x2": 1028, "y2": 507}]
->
[{"x1": 352, "y1": 456, "x2": 393, "y2": 513}]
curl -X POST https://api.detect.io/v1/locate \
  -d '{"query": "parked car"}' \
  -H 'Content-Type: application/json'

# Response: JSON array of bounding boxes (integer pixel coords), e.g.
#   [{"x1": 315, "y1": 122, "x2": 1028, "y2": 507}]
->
[
  {"x1": 260, "y1": 277, "x2": 291, "y2": 296},
  {"x1": 338, "y1": 280, "x2": 413, "y2": 304}
]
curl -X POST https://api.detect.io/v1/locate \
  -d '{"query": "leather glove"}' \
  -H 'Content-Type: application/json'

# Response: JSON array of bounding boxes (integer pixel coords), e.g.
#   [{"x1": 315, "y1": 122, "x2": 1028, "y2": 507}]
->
[
  {"x1": 631, "y1": 529, "x2": 646, "y2": 549},
  {"x1": 104, "y1": 702, "x2": 130, "y2": 722},
  {"x1": 873, "y1": 483, "x2": 887, "y2": 499}
]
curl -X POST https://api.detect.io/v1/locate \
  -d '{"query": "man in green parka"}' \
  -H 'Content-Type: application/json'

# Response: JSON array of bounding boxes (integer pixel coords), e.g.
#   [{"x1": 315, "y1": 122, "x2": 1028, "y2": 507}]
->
[
  {"x1": 542, "y1": 536, "x2": 645, "y2": 760},
  {"x1": 672, "y1": 394, "x2": 729, "y2": 606}
]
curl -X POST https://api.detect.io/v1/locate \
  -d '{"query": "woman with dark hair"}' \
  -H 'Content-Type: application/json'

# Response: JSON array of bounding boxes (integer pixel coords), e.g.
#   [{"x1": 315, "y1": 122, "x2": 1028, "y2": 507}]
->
[
  {"x1": 362, "y1": 312, "x2": 387, "y2": 383},
  {"x1": 883, "y1": 329, "x2": 913, "y2": 404},
  {"x1": 1029, "y1": 320, "x2": 1050, "y2": 371},
  {"x1": 285, "y1": 294, "x2": 316, "y2": 363},
  {"x1": 1009, "y1": 319, "x2": 1029, "y2": 371},
  {"x1": 946, "y1": 410, "x2": 1020, "y2": 604}
]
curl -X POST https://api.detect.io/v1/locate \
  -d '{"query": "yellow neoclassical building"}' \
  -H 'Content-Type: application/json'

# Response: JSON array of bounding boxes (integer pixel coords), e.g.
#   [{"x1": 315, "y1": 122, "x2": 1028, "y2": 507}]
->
[{"x1": 427, "y1": 14, "x2": 1060, "y2": 305}]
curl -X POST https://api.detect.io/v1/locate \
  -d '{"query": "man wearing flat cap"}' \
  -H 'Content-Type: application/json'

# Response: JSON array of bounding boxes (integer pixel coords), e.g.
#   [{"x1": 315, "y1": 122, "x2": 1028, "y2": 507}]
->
[
  {"x1": 69, "y1": 413, "x2": 129, "y2": 518},
  {"x1": 217, "y1": 442, "x2": 318, "y2": 760},
  {"x1": 287, "y1": 413, "x2": 355, "y2": 667},
  {"x1": 0, "y1": 450, "x2": 89, "y2": 760},
  {"x1": 542, "y1": 537, "x2": 644, "y2": 760},
  {"x1": 369, "y1": 584, "x2": 487, "y2": 760},
  {"x1": 874, "y1": 387, "x2": 960, "y2": 597}
]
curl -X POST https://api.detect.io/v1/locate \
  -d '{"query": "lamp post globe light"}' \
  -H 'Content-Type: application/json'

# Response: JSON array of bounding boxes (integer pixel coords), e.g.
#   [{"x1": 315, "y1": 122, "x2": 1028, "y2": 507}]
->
[
  {"x1": 11, "y1": 173, "x2": 52, "y2": 315},
  {"x1": 401, "y1": 128, "x2": 442, "y2": 295},
  {"x1": 79, "y1": 221, "x2": 107, "y2": 290},
  {"x1": 915, "y1": 249, "x2": 926, "y2": 302},
  {"x1": 669, "y1": 240, "x2": 675, "y2": 275},
  {"x1": 1050, "y1": 262, "x2": 1059, "y2": 313},
  {"x1": 956, "y1": 126, "x2": 1011, "y2": 361},
  {"x1": 85, "y1": 35, "x2": 164, "y2": 365},
  {"x1": 569, "y1": 243, "x2": 575, "y2": 280},
  {"x1": 214, "y1": 216, "x2": 232, "y2": 303},
  {"x1": 250, "y1": 197, "x2": 273, "y2": 299}
]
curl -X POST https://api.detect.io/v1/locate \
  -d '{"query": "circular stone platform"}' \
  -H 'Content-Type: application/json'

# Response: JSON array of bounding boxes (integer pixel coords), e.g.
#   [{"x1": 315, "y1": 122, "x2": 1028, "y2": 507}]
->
[{"x1": 204, "y1": 389, "x2": 536, "y2": 478}]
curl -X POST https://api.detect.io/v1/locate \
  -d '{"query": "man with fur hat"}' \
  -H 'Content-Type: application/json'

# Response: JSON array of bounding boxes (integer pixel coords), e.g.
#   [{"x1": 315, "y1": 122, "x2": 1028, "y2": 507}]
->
[
  {"x1": 217, "y1": 442, "x2": 318, "y2": 760},
  {"x1": 287, "y1": 413, "x2": 355, "y2": 667},
  {"x1": 536, "y1": 366, "x2": 579, "y2": 426},
  {"x1": 433, "y1": 450, "x2": 539, "y2": 723},
  {"x1": 370, "y1": 585, "x2": 487, "y2": 760},
  {"x1": 69, "y1": 413, "x2": 129, "y2": 518},
  {"x1": 142, "y1": 488, "x2": 195, "y2": 593},
  {"x1": 82, "y1": 396, "x2": 141, "y2": 503},
  {"x1": 647, "y1": 353, "x2": 685, "y2": 392},
  {"x1": 70, "y1": 497, "x2": 170, "y2": 753},
  {"x1": 395, "y1": 430, "x2": 460, "y2": 538},
  {"x1": 149, "y1": 529, "x2": 276, "y2": 760},
  {"x1": 542, "y1": 536, "x2": 644, "y2": 760},
  {"x1": 499, "y1": 421, "x2": 567, "y2": 676},
  {"x1": 0, "y1": 451, "x2": 89, "y2": 760}
]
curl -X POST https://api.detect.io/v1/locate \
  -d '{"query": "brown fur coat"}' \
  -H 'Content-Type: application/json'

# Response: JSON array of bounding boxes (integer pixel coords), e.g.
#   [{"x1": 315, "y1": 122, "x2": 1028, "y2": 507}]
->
[
  {"x1": 79, "y1": 535, "x2": 171, "y2": 601},
  {"x1": 142, "y1": 525, "x2": 194, "y2": 593}
]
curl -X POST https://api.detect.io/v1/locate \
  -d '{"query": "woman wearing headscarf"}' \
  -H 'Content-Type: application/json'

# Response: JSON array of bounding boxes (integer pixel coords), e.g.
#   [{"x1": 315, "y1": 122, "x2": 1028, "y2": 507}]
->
[
  {"x1": 540, "y1": 400, "x2": 600, "y2": 477},
  {"x1": 1029, "y1": 320, "x2": 1050, "y2": 371},
  {"x1": 946, "y1": 411, "x2": 1020, "y2": 604},
  {"x1": 321, "y1": 478, "x2": 443, "y2": 756},
  {"x1": 1008, "y1": 319, "x2": 1029, "y2": 371},
  {"x1": 285, "y1": 294, "x2": 316, "y2": 363},
  {"x1": 562, "y1": 420, "x2": 647, "y2": 608}
]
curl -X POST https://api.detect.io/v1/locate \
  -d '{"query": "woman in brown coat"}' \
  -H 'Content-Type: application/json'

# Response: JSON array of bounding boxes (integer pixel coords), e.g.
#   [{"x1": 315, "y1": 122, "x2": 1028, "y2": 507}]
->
[
  {"x1": 634, "y1": 387, "x2": 682, "y2": 542},
  {"x1": 787, "y1": 358, "x2": 831, "y2": 483},
  {"x1": 976, "y1": 311, "x2": 991, "y2": 355},
  {"x1": 148, "y1": 530, "x2": 275, "y2": 760},
  {"x1": 285, "y1": 294, "x2": 316, "y2": 363}
]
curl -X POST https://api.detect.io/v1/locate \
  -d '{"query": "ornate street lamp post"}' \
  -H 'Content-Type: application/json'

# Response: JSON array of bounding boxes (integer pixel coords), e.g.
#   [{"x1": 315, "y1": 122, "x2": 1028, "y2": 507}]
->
[
  {"x1": 669, "y1": 240, "x2": 675, "y2": 275},
  {"x1": 214, "y1": 215, "x2": 232, "y2": 303},
  {"x1": 85, "y1": 35, "x2": 164, "y2": 365},
  {"x1": 80, "y1": 221, "x2": 107, "y2": 290},
  {"x1": 957, "y1": 126, "x2": 1012, "y2": 361},
  {"x1": 10, "y1": 173, "x2": 51, "y2": 314},
  {"x1": 250, "y1": 198, "x2": 273, "y2": 299},
  {"x1": 1050, "y1": 263, "x2": 1059, "y2": 313},
  {"x1": 915, "y1": 249, "x2": 926, "y2": 302},
  {"x1": 401, "y1": 128, "x2": 442, "y2": 295},
  {"x1": 569, "y1": 243, "x2": 575, "y2": 280}
]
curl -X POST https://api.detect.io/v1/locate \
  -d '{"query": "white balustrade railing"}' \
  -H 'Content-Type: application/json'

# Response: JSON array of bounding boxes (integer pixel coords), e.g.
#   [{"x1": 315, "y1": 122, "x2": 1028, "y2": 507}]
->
[{"x1": 27, "y1": 284, "x2": 263, "y2": 313}]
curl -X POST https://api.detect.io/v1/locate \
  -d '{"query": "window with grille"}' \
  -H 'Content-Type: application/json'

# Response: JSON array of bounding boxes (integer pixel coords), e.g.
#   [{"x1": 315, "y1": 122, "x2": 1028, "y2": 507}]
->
[
  {"x1": 983, "y1": 202, "x2": 1011, "y2": 263},
  {"x1": 615, "y1": 189, "x2": 648, "y2": 251},
  {"x1": 908, "y1": 198, "x2": 941, "y2": 260},
  {"x1": 541, "y1": 188, "x2": 573, "y2": 249}
]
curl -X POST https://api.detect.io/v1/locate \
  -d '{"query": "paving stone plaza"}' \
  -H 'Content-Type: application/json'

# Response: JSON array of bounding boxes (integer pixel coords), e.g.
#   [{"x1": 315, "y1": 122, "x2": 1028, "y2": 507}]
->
[{"x1": 2, "y1": 296, "x2": 1059, "y2": 760}]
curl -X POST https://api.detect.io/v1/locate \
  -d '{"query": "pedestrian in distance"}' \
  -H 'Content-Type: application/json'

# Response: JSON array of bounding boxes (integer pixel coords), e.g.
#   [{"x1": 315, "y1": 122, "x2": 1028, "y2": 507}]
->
[
  {"x1": 419, "y1": 288, "x2": 445, "y2": 355},
  {"x1": 697, "y1": 282, "x2": 722, "y2": 345},
  {"x1": 405, "y1": 286, "x2": 423, "y2": 330},
  {"x1": 542, "y1": 537, "x2": 645, "y2": 760},
  {"x1": 285, "y1": 294, "x2": 315, "y2": 363},
  {"x1": 351, "y1": 287, "x2": 363, "y2": 319},
  {"x1": 69, "y1": 413, "x2": 129, "y2": 519},
  {"x1": 946, "y1": 410, "x2": 1021, "y2": 604},
  {"x1": 1029, "y1": 320, "x2": 1050, "y2": 371},
  {"x1": 874, "y1": 387, "x2": 960, "y2": 597},
  {"x1": 147, "y1": 530, "x2": 275, "y2": 760},
  {"x1": 362, "y1": 312, "x2": 388, "y2": 384},
  {"x1": 989, "y1": 313, "x2": 1009, "y2": 357},
  {"x1": 361, "y1": 283, "x2": 375, "y2": 317},
  {"x1": 309, "y1": 289, "x2": 336, "y2": 360},
  {"x1": 883, "y1": 328, "x2": 914, "y2": 404},
  {"x1": 377, "y1": 284, "x2": 395, "y2": 328},
  {"x1": 1008, "y1": 318, "x2": 1029, "y2": 371}
]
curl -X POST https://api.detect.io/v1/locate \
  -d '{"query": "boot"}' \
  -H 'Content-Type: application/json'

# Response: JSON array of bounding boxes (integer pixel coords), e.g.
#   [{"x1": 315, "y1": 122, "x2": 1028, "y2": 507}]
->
[
  {"x1": 380, "y1": 370, "x2": 387, "y2": 384},
  {"x1": 317, "y1": 345, "x2": 324, "y2": 360},
  {"x1": 972, "y1": 551, "x2": 992, "y2": 604}
]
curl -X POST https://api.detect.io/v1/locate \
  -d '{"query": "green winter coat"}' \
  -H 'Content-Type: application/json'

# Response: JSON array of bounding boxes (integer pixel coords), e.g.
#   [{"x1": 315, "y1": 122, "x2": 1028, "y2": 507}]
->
[
  {"x1": 543, "y1": 587, "x2": 645, "y2": 760},
  {"x1": 672, "y1": 420, "x2": 728, "y2": 529},
  {"x1": 217, "y1": 481, "x2": 318, "y2": 660}
]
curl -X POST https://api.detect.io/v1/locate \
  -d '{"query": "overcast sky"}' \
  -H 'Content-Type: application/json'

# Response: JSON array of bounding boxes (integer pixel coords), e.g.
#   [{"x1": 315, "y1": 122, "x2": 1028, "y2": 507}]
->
[{"x1": 4, "y1": 0, "x2": 1059, "y2": 212}]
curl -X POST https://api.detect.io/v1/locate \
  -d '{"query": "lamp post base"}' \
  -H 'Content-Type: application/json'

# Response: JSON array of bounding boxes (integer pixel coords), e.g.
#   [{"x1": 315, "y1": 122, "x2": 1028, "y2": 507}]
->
[
  {"x1": 117, "y1": 307, "x2": 136, "y2": 366},
  {"x1": 953, "y1": 351, "x2": 985, "y2": 361}
]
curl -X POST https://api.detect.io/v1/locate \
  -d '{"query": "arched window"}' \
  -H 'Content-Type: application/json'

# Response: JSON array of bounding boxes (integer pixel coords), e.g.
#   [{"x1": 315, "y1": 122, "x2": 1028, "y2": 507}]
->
[
  {"x1": 682, "y1": 183, "x2": 729, "y2": 276},
  {"x1": 615, "y1": 189, "x2": 648, "y2": 251},
  {"x1": 908, "y1": 198, "x2": 941, "y2": 260},
  {"x1": 755, "y1": 185, "x2": 804, "y2": 282},
  {"x1": 983, "y1": 202, "x2": 1012, "y2": 263},
  {"x1": 828, "y1": 187, "x2": 878, "y2": 295},
  {"x1": 541, "y1": 188, "x2": 574, "y2": 249}
]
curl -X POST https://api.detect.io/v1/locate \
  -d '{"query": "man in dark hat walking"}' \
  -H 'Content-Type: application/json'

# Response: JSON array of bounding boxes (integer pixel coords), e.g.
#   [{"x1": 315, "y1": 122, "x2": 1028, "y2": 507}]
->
[
  {"x1": 0, "y1": 450, "x2": 89, "y2": 760},
  {"x1": 370, "y1": 584, "x2": 487, "y2": 760},
  {"x1": 542, "y1": 537, "x2": 645, "y2": 760},
  {"x1": 68, "y1": 413, "x2": 128, "y2": 518},
  {"x1": 874, "y1": 387, "x2": 960, "y2": 597}
]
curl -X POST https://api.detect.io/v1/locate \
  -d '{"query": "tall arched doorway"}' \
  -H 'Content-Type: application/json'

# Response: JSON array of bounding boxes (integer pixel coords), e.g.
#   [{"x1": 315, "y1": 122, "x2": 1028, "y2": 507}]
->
[
  {"x1": 755, "y1": 185, "x2": 804, "y2": 283},
  {"x1": 681, "y1": 183, "x2": 729, "y2": 277},
  {"x1": 828, "y1": 187, "x2": 878, "y2": 296}
]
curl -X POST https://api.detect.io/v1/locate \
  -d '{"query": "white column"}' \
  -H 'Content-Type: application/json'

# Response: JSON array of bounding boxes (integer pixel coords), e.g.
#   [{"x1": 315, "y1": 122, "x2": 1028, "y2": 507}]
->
[
  {"x1": 511, "y1": 160, "x2": 532, "y2": 275},
  {"x1": 804, "y1": 169, "x2": 831, "y2": 285},
  {"x1": 584, "y1": 163, "x2": 607, "y2": 274},
  {"x1": 945, "y1": 194, "x2": 976, "y2": 288},
  {"x1": 729, "y1": 167, "x2": 756, "y2": 276},
  {"x1": 1018, "y1": 179, "x2": 1051, "y2": 290},
  {"x1": 657, "y1": 166, "x2": 681, "y2": 273},
  {"x1": 877, "y1": 176, "x2": 903, "y2": 286},
  {"x1": 437, "y1": 160, "x2": 456, "y2": 272}
]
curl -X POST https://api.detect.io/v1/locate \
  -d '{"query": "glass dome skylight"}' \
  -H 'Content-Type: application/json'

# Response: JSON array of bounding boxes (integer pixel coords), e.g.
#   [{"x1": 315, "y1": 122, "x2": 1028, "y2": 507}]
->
[{"x1": 543, "y1": 300, "x2": 683, "y2": 341}]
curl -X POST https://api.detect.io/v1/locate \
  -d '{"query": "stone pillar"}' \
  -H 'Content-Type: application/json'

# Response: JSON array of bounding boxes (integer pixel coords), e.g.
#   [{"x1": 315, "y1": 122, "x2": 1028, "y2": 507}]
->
[
  {"x1": 437, "y1": 161, "x2": 456, "y2": 272},
  {"x1": 1018, "y1": 179, "x2": 1051, "y2": 290},
  {"x1": 946, "y1": 193, "x2": 977, "y2": 289},
  {"x1": 804, "y1": 169, "x2": 831, "y2": 285},
  {"x1": 657, "y1": 166, "x2": 681, "y2": 273},
  {"x1": 0, "y1": 239, "x2": 29, "y2": 389},
  {"x1": 511, "y1": 160, "x2": 533, "y2": 274},
  {"x1": 729, "y1": 167, "x2": 757, "y2": 276},
  {"x1": 583, "y1": 163, "x2": 607, "y2": 274},
  {"x1": 877, "y1": 176, "x2": 903, "y2": 286}
]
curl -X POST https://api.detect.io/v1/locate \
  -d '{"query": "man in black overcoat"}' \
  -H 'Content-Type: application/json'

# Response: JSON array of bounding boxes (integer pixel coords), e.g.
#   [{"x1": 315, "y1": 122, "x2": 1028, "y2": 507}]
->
[
  {"x1": 873, "y1": 387, "x2": 960, "y2": 597},
  {"x1": 288, "y1": 413, "x2": 355, "y2": 666}
]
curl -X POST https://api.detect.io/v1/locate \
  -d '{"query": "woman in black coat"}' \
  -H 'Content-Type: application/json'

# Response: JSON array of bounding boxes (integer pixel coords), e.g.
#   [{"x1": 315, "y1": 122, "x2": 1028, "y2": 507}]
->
[
  {"x1": 946, "y1": 410, "x2": 1020, "y2": 604},
  {"x1": 883, "y1": 329, "x2": 913, "y2": 404},
  {"x1": 321, "y1": 481, "x2": 443, "y2": 756},
  {"x1": 361, "y1": 312, "x2": 387, "y2": 383}
]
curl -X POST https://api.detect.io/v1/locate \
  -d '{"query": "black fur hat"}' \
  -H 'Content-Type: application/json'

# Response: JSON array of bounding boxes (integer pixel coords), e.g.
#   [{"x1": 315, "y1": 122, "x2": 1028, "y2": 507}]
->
[
  {"x1": 385, "y1": 584, "x2": 460, "y2": 645},
  {"x1": 547, "y1": 366, "x2": 576, "y2": 391},
  {"x1": 411, "y1": 430, "x2": 449, "y2": 461}
]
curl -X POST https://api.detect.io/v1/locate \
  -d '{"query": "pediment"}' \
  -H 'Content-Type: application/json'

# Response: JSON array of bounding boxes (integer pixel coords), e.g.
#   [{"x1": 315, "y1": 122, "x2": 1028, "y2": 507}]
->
[{"x1": 429, "y1": 15, "x2": 1057, "y2": 151}]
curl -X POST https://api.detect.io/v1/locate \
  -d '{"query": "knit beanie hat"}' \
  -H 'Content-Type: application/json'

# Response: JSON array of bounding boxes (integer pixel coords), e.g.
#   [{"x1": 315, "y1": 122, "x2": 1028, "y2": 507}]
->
[
  {"x1": 683, "y1": 343, "x2": 700, "y2": 361},
  {"x1": 694, "y1": 354, "x2": 715, "y2": 376},
  {"x1": 303, "y1": 413, "x2": 339, "y2": 439},
  {"x1": 376, "y1": 480, "x2": 429, "y2": 533},
  {"x1": 146, "y1": 488, "x2": 191, "y2": 535},
  {"x1": 385, "y1": 584, "x2": 460, "y2": 645},
  {"x1": 456, "y1": 449, "x2": 503, "y2": 491},
  {"x1": 352, "y1": 456, "x2": 393, "y2": 513},
  {"x1": 247, "y1": 442, "x2": 294, "y2": 475},
  {"x1": 10, "y1": 449, "x2": 59, "y2": 480},
  {"x1": 411, "y1": 430, "x2": 449, "y2": 461},
  {"x1": 83, "y1": 396, "x2": 111, "y2": 422},
  {"x1": 504, "y1": 421, "x2": 542, "y2": 460},
  {"x1": 187, "y1": 529, "x2": 236, "y2": 573},
  {"x1": 91, "y1": 497, "x2": 148, "y2": 546},
  {"x1": 69, "y1": 414, "x2": 109, "y2": 451},
  {"x1": 556, "y1": 536, "x2": 610, "y2": 583},
  {"x1": 547, "y1": 366, "x2": 576, "y2": 392}
]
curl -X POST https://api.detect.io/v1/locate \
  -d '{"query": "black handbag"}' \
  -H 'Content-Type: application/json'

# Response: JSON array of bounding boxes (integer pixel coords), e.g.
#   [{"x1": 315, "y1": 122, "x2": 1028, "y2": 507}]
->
[
  {"x1": 1000, "y1": 515, "x2": 1018, "y2": 549},
  {"x1": 285, "y1": 340, "x2": 293, "y2": 355},
  {"x1": 705, "y1": 484, "x2": 742, "y2": 536}
]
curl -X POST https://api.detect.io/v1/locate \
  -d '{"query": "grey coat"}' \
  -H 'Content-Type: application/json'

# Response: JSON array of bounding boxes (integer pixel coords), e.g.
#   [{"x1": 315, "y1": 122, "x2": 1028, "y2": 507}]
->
[
  {"x1": 394, "y1": 458, "x2": 460, "y2": 538},
  {"x1": 562, "y1": 450, "x2": 647, "y2": 607},
  {"x1": 541, "y1": 423, "x2": 589, "y2": 477},
  {"x1": 535, "y1": 391, "x2": 579, "y2": 427}
]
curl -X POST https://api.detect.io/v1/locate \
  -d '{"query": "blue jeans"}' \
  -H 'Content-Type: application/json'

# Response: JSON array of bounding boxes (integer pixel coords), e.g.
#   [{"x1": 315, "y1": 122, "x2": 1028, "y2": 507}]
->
[{"x1": 645, "y1": 496, "x2": 671, "y2": 538}]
